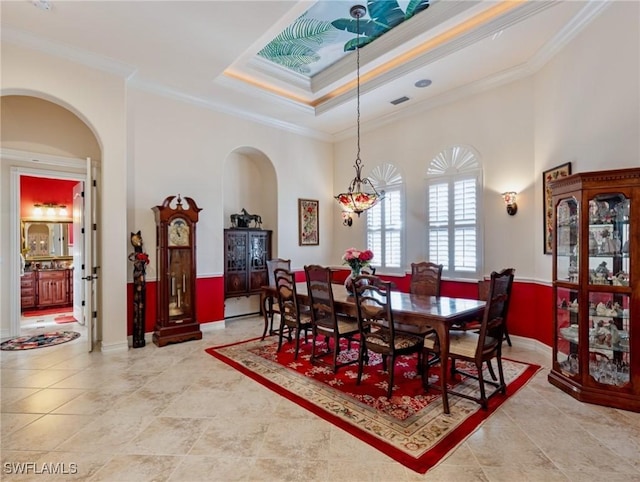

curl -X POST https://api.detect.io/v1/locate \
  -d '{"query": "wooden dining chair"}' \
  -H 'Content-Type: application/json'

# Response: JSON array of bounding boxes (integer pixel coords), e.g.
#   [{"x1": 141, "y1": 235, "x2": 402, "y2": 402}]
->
[
  {"x1": 392, "y1": 261, "x2": 443, "y2": 346},
  {"x1": 422, "y1": 269, "x2": 512, "y2": 409},
  {"x1": 451, "y1": 269, "x2": 515, "y2": 348},
  {"x1": 353, "y1": 274, "x2": 423, "y2": 398},
  {"x1": 304, "y1": 264, "x2": 360, "y2": 373},
  {"x1": 263, "y1": 258, "x2": 291, "y2": 337},
  {"x1": 274, "y1": 268, "x2": 312, "y2": 359},
  {"x1": 410, "y1": 261, "x2": 443, "y2": 297}
]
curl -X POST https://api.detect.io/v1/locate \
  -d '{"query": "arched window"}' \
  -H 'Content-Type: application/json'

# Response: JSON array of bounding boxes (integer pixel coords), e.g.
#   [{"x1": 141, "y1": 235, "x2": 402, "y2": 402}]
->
[
  {"x1": 426, "y1": 146, "x2": 482, "y2": 278},
  {"x1": 367, "y1": 163, "x2": 404, "y2": 272}
]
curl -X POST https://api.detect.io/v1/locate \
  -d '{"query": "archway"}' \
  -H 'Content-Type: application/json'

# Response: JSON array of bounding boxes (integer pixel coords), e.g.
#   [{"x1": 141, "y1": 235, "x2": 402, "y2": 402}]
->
[
  {"x1": 222, "y1": 147, "x2": 278, "y2": 318},
  {"x1": 1, "y1": 94, "x2": 102, "y2": 349}
]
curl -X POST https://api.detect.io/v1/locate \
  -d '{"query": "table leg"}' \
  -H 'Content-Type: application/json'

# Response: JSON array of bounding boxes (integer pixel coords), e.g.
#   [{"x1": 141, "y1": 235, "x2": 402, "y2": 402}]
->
[
  {"x1": 260, "y1": 291, "x2": 270, "y2": 340},
  {"x1": 435, "y1": 322, "x2": 450, "y2": 414}
]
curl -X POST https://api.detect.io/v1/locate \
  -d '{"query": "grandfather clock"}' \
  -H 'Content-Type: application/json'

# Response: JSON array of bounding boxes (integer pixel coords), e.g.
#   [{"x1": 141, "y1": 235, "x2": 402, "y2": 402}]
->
[{"x1": 152, "y1": 195, "x2": 202, "y2": 347}]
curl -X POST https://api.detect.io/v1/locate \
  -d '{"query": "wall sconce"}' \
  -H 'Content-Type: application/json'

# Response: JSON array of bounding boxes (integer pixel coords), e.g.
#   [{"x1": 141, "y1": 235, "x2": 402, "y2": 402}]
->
[{"x1": 502, "y1": 192, "x2": 518, "y2": 215}]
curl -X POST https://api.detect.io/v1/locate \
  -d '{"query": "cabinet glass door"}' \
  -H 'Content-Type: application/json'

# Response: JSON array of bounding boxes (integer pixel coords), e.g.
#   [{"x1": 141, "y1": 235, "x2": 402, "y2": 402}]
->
[
  {"x1": 556, "y1": 197, "x2": 579, "y2": 283},
  {"x1": 556, "y1": 286, "x2": 580, "y2": 375},
  {"x1": 168, "y1": 248, "x2": 192, "y2": 321},
  {"x1": 587, "y1": 194, "x2": 630, "y2": 286},
  {"x1": 588, "y1": 292, "x2": 630, "y2": 386}
]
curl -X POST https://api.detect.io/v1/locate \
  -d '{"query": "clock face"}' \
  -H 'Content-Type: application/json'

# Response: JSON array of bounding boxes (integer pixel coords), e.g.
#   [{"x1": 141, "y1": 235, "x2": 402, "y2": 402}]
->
[{"x1": 168, "y1": 218, "x2": 190, "y2": 247}]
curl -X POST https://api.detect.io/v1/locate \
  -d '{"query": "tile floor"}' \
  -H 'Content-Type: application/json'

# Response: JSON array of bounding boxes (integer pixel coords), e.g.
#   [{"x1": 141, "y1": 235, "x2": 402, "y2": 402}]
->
[{"x1": 2, "y1": 316, "x2": 640, "y2": 481}]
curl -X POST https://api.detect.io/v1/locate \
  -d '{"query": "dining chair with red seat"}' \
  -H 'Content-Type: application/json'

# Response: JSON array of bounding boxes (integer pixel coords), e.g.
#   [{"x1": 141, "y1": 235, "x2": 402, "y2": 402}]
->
[
  {"x1": 353, "y1": 274, "x2": 423, "y2": 398},
  {"x1": 422, "y1": 268, "x2": 513, "y2": 409},
  {"x1": 304, "y1": 264, "x2": 360, "y2": 373},
  {"x1": 273, "y1": 268, "x2": 312, "y2": 359}
]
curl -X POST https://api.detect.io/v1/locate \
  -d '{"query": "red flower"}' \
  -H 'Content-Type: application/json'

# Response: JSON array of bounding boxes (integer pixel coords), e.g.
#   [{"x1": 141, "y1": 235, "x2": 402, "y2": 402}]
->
[{"x1": 135, "y1": 252, "x2": 149, "y2": 265}]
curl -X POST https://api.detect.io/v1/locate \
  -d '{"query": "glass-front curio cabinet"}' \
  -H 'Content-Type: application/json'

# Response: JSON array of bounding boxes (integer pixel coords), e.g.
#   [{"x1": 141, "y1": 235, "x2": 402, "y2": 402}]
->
[
  {"x1": 152, "y1": 195, "x2": 203, "y2": 347},
  {"x1": 548, "y1": 168, "x2": 639, "y2": 412}
]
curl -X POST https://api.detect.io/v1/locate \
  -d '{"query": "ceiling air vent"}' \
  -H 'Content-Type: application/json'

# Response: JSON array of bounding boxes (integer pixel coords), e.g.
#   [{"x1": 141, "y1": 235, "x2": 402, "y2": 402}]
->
[{"x1": 390, "y1": 96, "x2": 410, "y2": 106}]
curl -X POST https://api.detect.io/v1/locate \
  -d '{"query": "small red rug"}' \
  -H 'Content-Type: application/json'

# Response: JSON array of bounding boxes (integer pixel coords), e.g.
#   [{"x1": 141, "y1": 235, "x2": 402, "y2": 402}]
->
[
  {"x1": 206, "y1": 337, "x2": 540, "y2": 474},
  {"x1": 54, "y1": 315, "x2": 77, "y2": 324},
  {"x1": 22, "y1": 308, "x2": 71, "y2": 317}
]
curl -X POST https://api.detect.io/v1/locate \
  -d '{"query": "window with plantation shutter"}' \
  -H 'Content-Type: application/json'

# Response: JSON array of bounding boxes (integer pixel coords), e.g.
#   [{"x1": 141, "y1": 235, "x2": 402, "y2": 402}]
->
[
  {"x1": 426, "y1": 147, "x2": 482, "y2": 277},
  {"x1": 367, "y1": 163, "x2": 403, "y2": 272}
]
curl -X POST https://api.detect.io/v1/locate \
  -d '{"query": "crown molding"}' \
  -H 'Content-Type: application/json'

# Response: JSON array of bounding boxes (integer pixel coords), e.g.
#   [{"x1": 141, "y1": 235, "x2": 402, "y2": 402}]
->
[
  {"x1": 528, "y1": 0, "x2": 612, "y2": 72},
  {"x1": 2, "y1": 28, "x2": 136, "y2": 79},
  {"x1": 245, "y1": 56, "x2": 312, "y2": 93},
  {"x1": 127, "y1": 78, "x2": 332, "y2": 143},
  {"x1": 214, "y1": 74, "x2": 315, "y2": 115}
]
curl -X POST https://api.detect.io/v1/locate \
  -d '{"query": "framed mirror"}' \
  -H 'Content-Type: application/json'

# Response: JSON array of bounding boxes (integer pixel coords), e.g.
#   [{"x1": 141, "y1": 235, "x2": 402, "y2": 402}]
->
[{"x1": 22, "y1": 221, "x2": 72, "y2": 259}]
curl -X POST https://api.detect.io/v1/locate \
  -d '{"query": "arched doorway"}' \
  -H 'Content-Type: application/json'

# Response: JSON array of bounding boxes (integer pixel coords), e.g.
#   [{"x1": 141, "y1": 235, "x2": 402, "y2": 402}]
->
[
  {"x1": 1, "y1": 94, "x2": 101, "y2": 350},
  {"x1": 222, "y1": 147, "x2": 278, "y2": 318}
]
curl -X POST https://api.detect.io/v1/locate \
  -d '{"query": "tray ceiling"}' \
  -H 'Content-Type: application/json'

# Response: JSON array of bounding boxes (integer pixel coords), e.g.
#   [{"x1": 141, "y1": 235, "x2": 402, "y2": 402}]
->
[{"x1": 1, "y1": 1, "x2": 608, "y2": 140}]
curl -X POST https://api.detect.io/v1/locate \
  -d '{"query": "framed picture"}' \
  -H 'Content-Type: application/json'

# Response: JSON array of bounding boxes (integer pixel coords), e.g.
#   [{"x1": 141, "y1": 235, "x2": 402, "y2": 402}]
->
[
  {"x1": 298, "y1": 199, "x2": 319, "y2": 246},
  {"x1": 543, "y1": 162, "x2": 572, "y2": 254}
]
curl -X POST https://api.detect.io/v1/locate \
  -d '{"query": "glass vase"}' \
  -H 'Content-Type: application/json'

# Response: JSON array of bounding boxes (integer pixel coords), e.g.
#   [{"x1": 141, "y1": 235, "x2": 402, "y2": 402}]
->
[{"x1": 344, "y1": 267, "x2": 361, "y2": 295}]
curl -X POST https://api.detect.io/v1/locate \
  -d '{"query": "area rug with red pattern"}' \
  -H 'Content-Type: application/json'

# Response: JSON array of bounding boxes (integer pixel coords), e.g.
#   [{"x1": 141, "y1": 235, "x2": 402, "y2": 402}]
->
[
  {"x1": 205, "y1": 336, "x2": 541, "y2": 474},
  {"x1": 1, "y1": 331, "x2": 81, "y2": 351}
]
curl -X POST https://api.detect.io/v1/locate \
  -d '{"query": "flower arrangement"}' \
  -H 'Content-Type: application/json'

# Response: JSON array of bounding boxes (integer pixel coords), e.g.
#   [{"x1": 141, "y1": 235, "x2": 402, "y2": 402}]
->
[{"x1": 342, "y1": 247, "x2": 374, "y2": 275}]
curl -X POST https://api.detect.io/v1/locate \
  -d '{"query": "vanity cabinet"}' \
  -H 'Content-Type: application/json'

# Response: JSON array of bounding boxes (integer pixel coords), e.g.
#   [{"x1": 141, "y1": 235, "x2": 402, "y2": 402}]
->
[
  {"x1": 38, "y1": 270, "x2": 69, "y2": 307},
  {"x1": 20, "y1": 268, "x2": 73, "y2": 311},
  {"x1": 20, "y1": 271, "x2": 36, "y2": 309},
  {"x1": 548, "y1": 167, "x2": 640, "y2": 412},
  {"x1": 224, "y1": 229, "x2": 271, "y2": 298}
]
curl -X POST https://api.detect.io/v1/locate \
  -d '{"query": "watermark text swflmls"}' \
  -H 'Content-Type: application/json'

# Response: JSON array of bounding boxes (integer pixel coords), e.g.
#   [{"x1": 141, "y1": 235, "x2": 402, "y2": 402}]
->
[{"x1": 4, "y1": 462, "x2": 78, "y2": 475}]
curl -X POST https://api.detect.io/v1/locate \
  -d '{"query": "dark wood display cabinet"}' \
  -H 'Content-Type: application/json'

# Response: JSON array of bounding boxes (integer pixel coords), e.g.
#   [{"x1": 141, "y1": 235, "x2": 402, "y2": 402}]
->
[
  {"x1": 548, "y1": 167, "x2": 640, "y2": 412},
  {"x1": 152, "y1": 195, "x2": 202, "y2": 347},
  {"x1": 224, "y1": 229, "x2": 271, "y2": 298}
]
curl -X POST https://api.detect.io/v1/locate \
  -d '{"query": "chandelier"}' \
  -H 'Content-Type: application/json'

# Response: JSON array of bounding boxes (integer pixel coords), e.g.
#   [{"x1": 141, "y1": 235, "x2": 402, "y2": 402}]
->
[{"x1": 334, "y1": 4, "x2": 383, "y2": 227}]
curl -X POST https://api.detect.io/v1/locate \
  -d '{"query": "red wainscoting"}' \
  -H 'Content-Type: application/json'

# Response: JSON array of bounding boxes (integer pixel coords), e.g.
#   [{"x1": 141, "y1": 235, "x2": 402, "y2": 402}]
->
[
  {"x1": 126, "y1": 277, "x2": 226, "y2": 337},
  {"x1": 126, "y1": 272, "x2": 554, "y2": 348}
]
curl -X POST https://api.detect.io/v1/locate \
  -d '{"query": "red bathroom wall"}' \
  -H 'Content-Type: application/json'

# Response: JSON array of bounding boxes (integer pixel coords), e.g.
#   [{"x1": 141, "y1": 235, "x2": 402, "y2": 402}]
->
[{"x1": 20, "y1": 176, "x2": 77, "y2": 218}]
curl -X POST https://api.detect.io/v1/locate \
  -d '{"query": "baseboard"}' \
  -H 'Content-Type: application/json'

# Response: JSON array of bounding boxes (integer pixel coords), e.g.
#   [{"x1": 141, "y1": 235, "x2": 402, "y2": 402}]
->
[
  {"x1": 99, "y1": 339, "x2": 129, "y2": 353},
  {"x1": 201, "y1": 320, "x2": 226, "y2": 332},
  {"x1": 509, "y1": 334, "x2": 552, "y2": 357}
]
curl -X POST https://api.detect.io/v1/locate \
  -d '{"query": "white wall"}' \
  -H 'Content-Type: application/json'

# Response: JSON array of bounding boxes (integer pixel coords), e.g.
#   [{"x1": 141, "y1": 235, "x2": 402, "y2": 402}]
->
[
  {"x1": 128, "y1": 89, "x2": 335, "y2": 279},
  {"x1": 333, "y1": 78, "x2": 536, "y2": 279},
  {"x1": 533, "y1": 0, "x2": 640, "y2": 281}
]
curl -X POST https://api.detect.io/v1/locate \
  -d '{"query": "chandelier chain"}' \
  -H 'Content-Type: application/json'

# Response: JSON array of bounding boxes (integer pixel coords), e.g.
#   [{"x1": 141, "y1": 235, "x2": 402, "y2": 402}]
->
[{"x1": 355, "y1": 11, "x2": 361, "y2": 167}]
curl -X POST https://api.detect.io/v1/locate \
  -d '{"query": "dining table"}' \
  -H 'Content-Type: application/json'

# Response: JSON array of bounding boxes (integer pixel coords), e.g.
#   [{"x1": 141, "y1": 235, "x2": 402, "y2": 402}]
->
[{"x1": 260, "y1": 282, "x2": 486, "y2": 414}]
